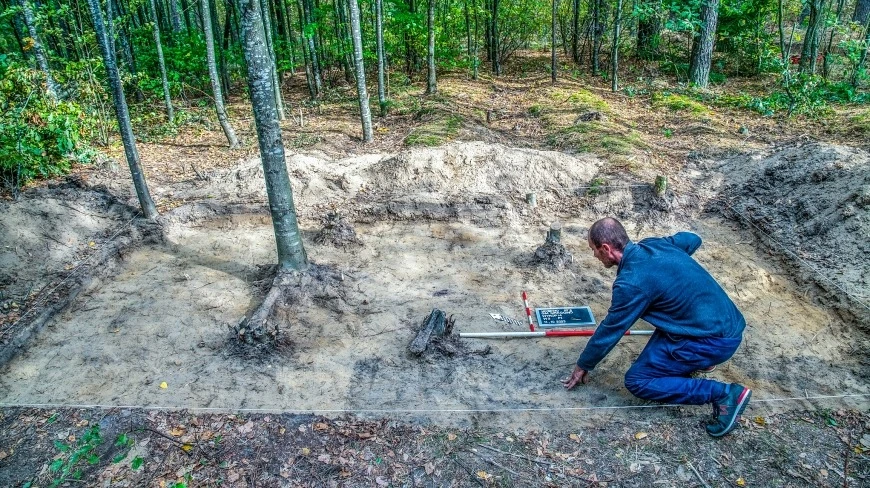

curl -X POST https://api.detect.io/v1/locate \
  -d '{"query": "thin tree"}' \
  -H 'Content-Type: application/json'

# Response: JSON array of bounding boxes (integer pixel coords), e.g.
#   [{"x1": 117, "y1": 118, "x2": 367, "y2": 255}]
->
[
  {"x1": 202, "y1": 0, "x2": 239, "y2": 148},
  {"x1": 852, "y1": 13, "x2": 870, "y2": 86},
  {"x1": 551, "y1": 0, "x2": 557, "y2": 83},
  {"x1": 855, "y1": 0, "x2": 870, "y2": 24},
  {"x1": 570, "y1": 0, "x2": 579, "y2": 62},
  {"x1": 238, "y1": 0, "x2": 308, "y2": 272},
  {"x1": 426, "y1": 0, "x2": 437, "y2": 93},
  {"x1": 375, "y1": 0, "x2": 388, "y2": 116},
  {"x1": 472, "y1": 0, "x2": 479, "y2": 79},
  {"x1": 591, "y1": 0, "x2": 602, "y2": 75},
  {"x1": 491, "y1": 0, "x2": 500, "y2": 75},
  {"x1": 168, "y1": 0, "x2": 183, "y2": 32},
  {"x1": 86, "y1": 0, "x2": 158, "y2": 219},
  {"x1": 611, "y1": 0, "x2": 622, "y2": 91},
  {"x1": 18, "y1": 0, "x2": 59, "y2": 100},
  {"x1": 822, "y1": 0, "x2": 847, "y2": 79},
  {"x1": 689, "y1": 0, "x2": 719, "y2": 88},
  {"x1": 260, "y1": 0, "x2": 285, "y2": 119},
  {"x1": 636, "y1": 0, "x2": 661, "y2": 60},
  {"x1": 300, "y1": 0, "x2": 323, "y2": 97},
  {"x1": 799, "y1": 0, "x2": 826, "y2": 75},
  {"x1": 348, "y1": 0, "x2": 373, "y2": 141},
  {"x1": 147, "y1": 0, "x2": 174, "y2": 120}
]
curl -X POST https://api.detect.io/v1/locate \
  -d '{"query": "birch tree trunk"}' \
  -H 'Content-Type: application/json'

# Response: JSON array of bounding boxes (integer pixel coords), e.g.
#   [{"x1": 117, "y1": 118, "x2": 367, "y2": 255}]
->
[
  {"x1": 551, "y1": 0, "x2": 557, "y2": 83},
  {"x1": 348, "y1": 0, "x2": 373, "y2": 142},
  {"x1": 260, "y1": 0, "x2": 286, "y2": 119},
  {"x1": 300, "y1": 0, "x2": 323, "y2": 96},
  {"x1": 855, "y1": 0, "x2": 870, "y2": 25},
  {"x1": 491, "y1": 0, "x2": 500, "y2": 75},
  {"x1": 202, "y1": 0, "x2": 239, "y2": 148},
  {"x1": 611, "y1": 0, "x2": 622, "y2": 91},
  {"x1": 238, "y1": 0, "x2": 308, "y2": 271},
  {"x1": 375, "y1": 0, "x2": 388, "y2": 116},
  {"x1": 86, "y1": 0, "x2": 158, "y2": 220},
  {"x1": 571, "y1": 0, "x2": 579, "y2": 62},
  {"x1": 689, "y1": 0, "x2": 719, "y2": 87},
  {"x1": 19, "y1": 0, "x2": 59, "y2": 100},
  {"x1": 168, "y1": 0, "x2": 183, "y2": 32},
  {"x1": 591, "y1": 0, "x2": 602, "y2": 75},
  {"x1": 800, "y1": 0, "x2": 825, "y2": 75},
  {"x1": 426, "y1": 0, "x2": 437, "y2": 93},
  {"x1": 148, "y1": 0, "x2": 174, "y2": 120}
]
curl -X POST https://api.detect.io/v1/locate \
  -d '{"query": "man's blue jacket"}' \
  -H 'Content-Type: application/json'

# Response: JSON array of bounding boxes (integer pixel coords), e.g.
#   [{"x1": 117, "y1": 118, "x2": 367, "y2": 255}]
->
[{"x1": 576, "y1": 232, "x2": 746, "y2": 371}]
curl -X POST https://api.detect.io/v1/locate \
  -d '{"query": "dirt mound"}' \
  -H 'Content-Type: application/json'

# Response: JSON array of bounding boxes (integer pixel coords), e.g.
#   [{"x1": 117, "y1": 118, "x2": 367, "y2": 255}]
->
[
  {"x1": 168, "y1": 142, "x2": 603, "y2": 217},
  {"x1": 713, "y1": 142, "x2": 870, "y2": 324}
]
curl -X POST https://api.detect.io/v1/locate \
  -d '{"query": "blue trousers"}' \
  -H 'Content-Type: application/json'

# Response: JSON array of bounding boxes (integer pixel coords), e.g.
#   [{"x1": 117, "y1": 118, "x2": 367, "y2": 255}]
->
[{"x1": 624, "y1": 331, "x2": 742, "y2": 405}]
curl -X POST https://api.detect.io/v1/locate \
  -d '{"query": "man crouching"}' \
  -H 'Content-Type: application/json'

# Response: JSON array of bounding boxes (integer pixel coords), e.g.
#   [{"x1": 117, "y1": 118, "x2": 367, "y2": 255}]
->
[{"x1": 563, "y1": 217, "x2": 751, "y2": 437}]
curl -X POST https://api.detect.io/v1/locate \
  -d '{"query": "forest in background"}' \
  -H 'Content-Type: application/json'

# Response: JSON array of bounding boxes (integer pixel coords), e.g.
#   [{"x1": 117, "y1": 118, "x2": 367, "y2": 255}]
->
[{"x1": 2, "y1": 0, "x2": 870, "y2": 193}]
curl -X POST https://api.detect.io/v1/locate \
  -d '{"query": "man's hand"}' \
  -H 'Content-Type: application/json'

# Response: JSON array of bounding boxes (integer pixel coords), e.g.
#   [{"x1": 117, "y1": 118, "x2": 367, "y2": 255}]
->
[{"x1": 562, "y1": 365, "x2": 590, "y2": 389}]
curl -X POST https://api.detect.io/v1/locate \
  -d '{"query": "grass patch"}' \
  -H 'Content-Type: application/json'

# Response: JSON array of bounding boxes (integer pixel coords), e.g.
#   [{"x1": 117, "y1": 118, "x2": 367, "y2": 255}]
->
[
  {"x1": 565, "y1": 89, "x2": 610, "y2": 112},
  {"x1": 850, "y1": 110, "x2": 870, "y2": 134},
  {"x1": 404, "y1": 114, "x2": 463, "y2": 146},
  {"x1": 651, "y1": 92, "x2": 709, "y2": 115},
  {"x1": 547, "y1": 121, "x2": 646, "y2": 156}
]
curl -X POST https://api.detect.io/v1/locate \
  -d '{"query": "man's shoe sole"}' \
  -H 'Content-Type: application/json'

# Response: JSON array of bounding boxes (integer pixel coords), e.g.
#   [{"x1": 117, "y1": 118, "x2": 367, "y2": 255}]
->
[{"x1": 707, "y1": 387, "x2": 752, "y2": 438}]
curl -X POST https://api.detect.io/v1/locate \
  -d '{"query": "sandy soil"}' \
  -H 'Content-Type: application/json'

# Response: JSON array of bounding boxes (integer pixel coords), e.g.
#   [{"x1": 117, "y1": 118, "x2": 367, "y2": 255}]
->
[{"x1": 1, "y1": 142, "x2": 867, "y2": 434}]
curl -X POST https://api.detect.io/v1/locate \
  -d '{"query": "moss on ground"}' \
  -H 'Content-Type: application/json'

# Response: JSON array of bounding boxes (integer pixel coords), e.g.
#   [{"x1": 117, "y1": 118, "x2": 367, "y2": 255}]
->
[
  {"x1": 850, "y1": 110, "x2": 870, "y2": 133},
  {"x1": 404, "y1": 114, "x2": 463, "y2": 146},
  {"x1": 547, "y1": 120, "x2": 646, "y2": 156},
  {"x1": 651, "y1": 92, "x2": 709, "y2": 115}
]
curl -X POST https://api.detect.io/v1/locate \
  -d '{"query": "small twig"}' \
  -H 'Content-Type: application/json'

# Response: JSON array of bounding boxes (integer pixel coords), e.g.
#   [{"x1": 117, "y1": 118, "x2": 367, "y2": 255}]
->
[
  {"x1": 844, "y1": 431, "x2": 851, "y2": 488},
  {"x1": 477, "y1": 443, "x2": 553, "y2": 466},
  {"x1": 452, "y1": 456, "x2": 486, "y2": 487},
  {"x1": 469, "y1": 449, "x2": 521, "y2": 477},
  {"x1": 686, "y1": 462, "x2": 711, "y2": 488}
]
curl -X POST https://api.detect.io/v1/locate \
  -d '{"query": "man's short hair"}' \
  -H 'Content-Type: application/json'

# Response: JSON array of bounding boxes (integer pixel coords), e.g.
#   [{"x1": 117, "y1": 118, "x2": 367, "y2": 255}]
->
[{"x1": 589, "y1": 217, "x2": 629, "y2": 251}]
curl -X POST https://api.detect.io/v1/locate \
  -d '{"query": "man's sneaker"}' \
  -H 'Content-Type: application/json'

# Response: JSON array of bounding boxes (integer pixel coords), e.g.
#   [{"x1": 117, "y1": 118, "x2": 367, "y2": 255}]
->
[{"x1": 706, "y1": 383, "x2": 752, "y2": 438}]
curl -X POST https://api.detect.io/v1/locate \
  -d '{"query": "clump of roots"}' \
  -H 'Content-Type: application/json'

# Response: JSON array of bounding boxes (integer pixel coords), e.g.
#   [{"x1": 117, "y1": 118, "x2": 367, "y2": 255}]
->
[{"x1": 314, "y1": 211, "x2": 362, "y2": 248}]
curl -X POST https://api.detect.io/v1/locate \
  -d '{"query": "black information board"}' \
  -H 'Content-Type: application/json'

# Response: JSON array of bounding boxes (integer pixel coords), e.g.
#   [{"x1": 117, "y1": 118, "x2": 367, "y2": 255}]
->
[{"x1": 535, "y1": 307, "x2": 596, "y2": 328}]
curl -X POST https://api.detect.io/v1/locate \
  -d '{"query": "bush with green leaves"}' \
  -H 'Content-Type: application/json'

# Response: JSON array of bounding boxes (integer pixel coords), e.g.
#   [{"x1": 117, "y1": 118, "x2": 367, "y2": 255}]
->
[{"x1": 0, "y1": 57, "x2": 94, "y2": 190}]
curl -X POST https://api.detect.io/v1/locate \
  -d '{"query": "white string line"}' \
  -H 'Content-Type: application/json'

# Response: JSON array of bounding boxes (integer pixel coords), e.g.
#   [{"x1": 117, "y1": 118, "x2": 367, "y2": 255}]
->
[
  {"x1": 1, "y1": 393, "x2": 867, "y2": 414},
  {"x1": 2, "y1": 213, "x2": 141, "y2": 334}
]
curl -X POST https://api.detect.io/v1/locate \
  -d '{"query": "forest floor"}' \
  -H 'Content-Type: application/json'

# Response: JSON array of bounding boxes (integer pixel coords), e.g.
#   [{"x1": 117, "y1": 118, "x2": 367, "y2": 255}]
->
[{"x1": 1, "y1": 54, "x2": 869, "y2": 486}]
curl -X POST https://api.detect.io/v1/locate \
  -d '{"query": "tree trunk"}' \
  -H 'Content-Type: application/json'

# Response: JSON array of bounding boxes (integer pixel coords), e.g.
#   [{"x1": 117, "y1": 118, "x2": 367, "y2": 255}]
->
[
  {"x1": 238, "y1": 0, "x2": 308, "y2": 271},
  {"x1": 148, "y1": 0, "x2": 174, "y2": 120},
  {"x1": 855, "y1": 0, "x2": 870, "y2": 24},
  {"x1": 800, "y1": 0, "x2": 825, "y2": 75},
  {"x1": 464, "y1": 0, "x2": 472, "y2": 66},
  {"x1": 778, "y1": 0, "x2": 787, "y2": 63},
  {"x1": 636, "y1": 0, "x2": 660, "y2": 60},
  {"x1": 297, "y1": 0, "x2": 317, "y2": 98},
  {"x1": 591, "y1": 0, "x2": 602, "y2": 75},
  {"x1": 18, "y1": 0, "x2": 59, "y2": 100},
  {"x1": 348, "y1": 0, "x2": 373, "y2": 142},
  {"x1": 571, "y1": 0, "x2": 579, "y2": 62},
  {"x1": 376, "y1": 0, "x2": 387, "y2": 116},
  {"x1": 472, "y1": 0, "x2": 479, "y2": 79},
  {"x1": 853, "y1": 14, "x2": 870, "y2": 86},
  {"x1": 689, "y1": 0, "x2": 719, "y2": 88},
  {"x1": 611, "y1": 0, "x2": 622, "y2": 91},
  {"x1": 491, "y1": 0, "x2": 499, "y2": 75},
  {"x1": 551, "y1": 0, "x2": 557, "y2": 83},
  {"x1": 822, "y1": 0, "x2": 847, "y2": 79},
  {"x1": 202, "y1": 0, "x2": 239, "y2": 148},
  {"x1": 180, "y1": 0, "x2": 193, "y2": 31},
  {"x1": 86, "y1": 0, "x2": 158, "y2": 220},
  {"x1": 168, "y1": 0, "x2": 182, "y2": 32},
  {"x1": 426, "y1": 0, "x2": 437, "y2": 93},
  {"x1": 260, "y1": 0, "x2": 286, "y2": 119},
  {"x1": 300, "y1": 0, "x2": 323, "y2": 96}
]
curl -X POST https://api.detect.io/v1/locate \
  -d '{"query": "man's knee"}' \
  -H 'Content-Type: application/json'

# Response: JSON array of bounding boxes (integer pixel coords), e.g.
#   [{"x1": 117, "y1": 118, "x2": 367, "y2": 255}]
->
[{"x1": 624, "y1": 369, "x2": 651, "y2": 400}]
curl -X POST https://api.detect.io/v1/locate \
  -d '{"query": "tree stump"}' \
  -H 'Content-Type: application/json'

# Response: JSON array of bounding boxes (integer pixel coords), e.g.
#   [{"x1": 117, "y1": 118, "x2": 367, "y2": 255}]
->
[
  {"x1": 654, "y1": 175, "x2": 668, "y2": 198},
  {"x1": 408, "y1": 308, "x2": 448, "y2": 356}
]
